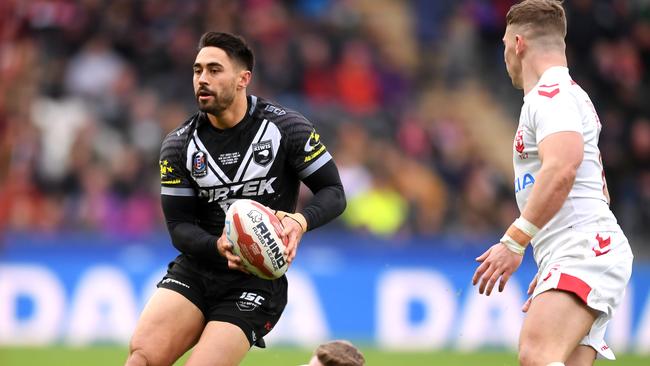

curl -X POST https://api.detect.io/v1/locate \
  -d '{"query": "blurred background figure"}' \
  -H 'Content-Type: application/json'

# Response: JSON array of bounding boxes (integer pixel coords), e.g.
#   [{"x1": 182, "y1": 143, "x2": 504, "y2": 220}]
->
[{"x1": 303, "y1": 340, "x2": 365, "y2": 366}]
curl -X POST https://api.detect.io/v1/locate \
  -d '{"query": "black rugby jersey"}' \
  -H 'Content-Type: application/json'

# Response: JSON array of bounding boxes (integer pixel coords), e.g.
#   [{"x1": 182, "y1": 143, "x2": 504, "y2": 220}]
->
[{"x1": 159, "y1": 95, "x2": 342, "y2": 265}]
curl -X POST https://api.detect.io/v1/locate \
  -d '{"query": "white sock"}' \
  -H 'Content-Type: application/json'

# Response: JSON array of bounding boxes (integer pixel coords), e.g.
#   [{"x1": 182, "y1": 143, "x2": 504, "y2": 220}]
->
[{"x1": 546, "y1": 363, "x2": 565, "y2": 366}]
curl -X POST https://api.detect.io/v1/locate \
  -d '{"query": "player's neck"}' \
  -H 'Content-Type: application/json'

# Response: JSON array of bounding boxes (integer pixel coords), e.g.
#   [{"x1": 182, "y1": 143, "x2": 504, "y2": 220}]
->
[
  {"x1": 522, "y1": 52, "x2": 567, "y2": 95},
  {"x1": 206, "y1": 93, "x2": 248, "y2": 129}
]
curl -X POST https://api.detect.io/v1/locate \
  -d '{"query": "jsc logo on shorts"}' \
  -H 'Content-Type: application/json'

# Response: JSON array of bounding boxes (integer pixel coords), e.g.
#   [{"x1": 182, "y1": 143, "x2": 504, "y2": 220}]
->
[{"x1": 236, "y1": 291, "x2": 265, "y2": 312}]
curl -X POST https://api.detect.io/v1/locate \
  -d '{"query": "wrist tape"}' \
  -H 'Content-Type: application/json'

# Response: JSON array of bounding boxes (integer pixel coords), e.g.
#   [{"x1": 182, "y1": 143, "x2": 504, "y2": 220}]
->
[
  {"x1": 500, "y1": 234, "x2": 526, "y2": 255},
  {"x1": 513, "y1": 216, "x2": 540, "y2": 238}
]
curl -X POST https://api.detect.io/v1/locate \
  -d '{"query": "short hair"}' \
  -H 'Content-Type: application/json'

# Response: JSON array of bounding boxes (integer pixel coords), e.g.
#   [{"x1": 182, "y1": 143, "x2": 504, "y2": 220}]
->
[
  {"x1": 315, "y1": 340, "x2": 365, "y2": 366},
  {"x1": 506, "y1": 0, "x2": 567, "y2": 40},
  {"x1": 197, "y1": 32, "x2": 254, "y2": 71}
]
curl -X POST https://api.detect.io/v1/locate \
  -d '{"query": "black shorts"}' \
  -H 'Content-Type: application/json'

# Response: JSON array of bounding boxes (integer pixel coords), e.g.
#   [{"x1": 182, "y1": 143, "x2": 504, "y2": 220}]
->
[{"x1": 157, "y1": 254, "x2": 288, "y2": 348}]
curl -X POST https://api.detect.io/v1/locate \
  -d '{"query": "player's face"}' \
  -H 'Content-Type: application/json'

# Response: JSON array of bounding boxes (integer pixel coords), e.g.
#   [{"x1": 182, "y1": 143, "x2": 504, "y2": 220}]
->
[
  {"x1": 503, "y1": 26, "x2": 523, "y2": 89},
  {"x1": 193, "y1": 47, "x2": 245, "y2": 114}
]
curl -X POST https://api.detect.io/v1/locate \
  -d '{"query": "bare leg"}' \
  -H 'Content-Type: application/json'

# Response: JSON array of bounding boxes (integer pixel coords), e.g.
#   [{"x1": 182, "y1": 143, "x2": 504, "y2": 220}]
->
[
  {"x1": 125, "y1": 288, "x2": 205, "y2": 366},
  {"x1": 565, "y1": 345, "x2": 597, "y2": 366},
  {"x1": 184, "y1": 321, "x2": 250, "y2": 366},
  {"x1": 518, "y1": 290, "x2": 598, "y2": 366}
]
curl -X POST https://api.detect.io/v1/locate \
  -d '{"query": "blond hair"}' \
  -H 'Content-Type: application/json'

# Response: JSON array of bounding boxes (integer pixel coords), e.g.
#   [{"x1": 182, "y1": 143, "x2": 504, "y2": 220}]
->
[
  {"x1": 506, "y1": 0, "x2": 567, "y2": 42},
  {"x1": 315, "y1": 340, "x2": 365, "y2": 366}
]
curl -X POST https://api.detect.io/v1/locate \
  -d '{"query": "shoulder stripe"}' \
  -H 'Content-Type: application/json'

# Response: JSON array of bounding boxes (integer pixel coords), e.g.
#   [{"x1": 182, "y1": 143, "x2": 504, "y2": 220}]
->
[
  {"x1": 161, "y1": 187, "x2": 195, "y2": 196},
  {"x1": 234, "y1": 119, "x2": 269, "y2": 182},
  {"x1": 241, "y1": 120, "x2": 282, "y2": 181},
  {"x1": 298, "y1": 151, "x2": 332, "y2": 179},
  {"x1": 538, "y1": 88, "x2": 560, "y2": 98}
]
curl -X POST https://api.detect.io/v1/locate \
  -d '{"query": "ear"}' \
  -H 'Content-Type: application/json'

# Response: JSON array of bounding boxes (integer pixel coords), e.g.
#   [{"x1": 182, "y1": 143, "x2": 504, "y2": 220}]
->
[
  {"x1": 515, "y1": 34, "x2": 526, "y2": 56},
  {"x1": 237, "y1": 70, "x2": 252, "y2": 90}
]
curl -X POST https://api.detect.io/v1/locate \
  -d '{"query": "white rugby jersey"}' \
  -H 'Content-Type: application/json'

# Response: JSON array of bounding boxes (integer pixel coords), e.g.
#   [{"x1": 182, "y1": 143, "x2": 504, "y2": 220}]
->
[{"x1": 513, "y1": 66, "x2": 620, "y2": 262}]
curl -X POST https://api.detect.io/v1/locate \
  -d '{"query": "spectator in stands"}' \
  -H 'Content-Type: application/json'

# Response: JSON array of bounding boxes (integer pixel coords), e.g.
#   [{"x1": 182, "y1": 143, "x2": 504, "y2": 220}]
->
[{"x1": 0, "y1": 0, "x2": 647, "y2": 242}]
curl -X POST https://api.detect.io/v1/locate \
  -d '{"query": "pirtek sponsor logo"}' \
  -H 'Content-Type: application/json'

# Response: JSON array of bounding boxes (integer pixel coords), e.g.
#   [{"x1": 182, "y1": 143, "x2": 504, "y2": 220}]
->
[{"x1": 198, "y1": 177, "x2": 276, "y2": 203}]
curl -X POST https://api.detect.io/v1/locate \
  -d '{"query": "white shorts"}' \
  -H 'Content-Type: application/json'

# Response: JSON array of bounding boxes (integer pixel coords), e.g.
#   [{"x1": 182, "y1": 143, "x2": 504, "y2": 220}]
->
[{"x1": 531, "y1": 228, "x2": 633, "y2": 360}]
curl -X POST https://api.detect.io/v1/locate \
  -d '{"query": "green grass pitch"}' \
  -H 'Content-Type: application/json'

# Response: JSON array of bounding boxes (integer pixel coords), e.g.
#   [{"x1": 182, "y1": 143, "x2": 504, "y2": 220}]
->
[{"x1": 0, "y1": 346, "x2": 648, "y2": 365}]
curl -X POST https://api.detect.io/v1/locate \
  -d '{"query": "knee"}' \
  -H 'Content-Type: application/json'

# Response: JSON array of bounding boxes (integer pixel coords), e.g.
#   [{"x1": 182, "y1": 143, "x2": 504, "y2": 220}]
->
[
  {"x1": 125, "y1": 348, "x2": 149, "y2": 366},
  {"x1": 518, "y1": 342, "x2": 548, "y2": 366},
  {"x1": 124, "y1": 341, "x2": 175, "y2": 366},
  {"x1": 518, "y1": 344, "x2": 535, "y2": 366},
  {"x1": 518, "y1": 343, "x2": 566, "y2": 366}
]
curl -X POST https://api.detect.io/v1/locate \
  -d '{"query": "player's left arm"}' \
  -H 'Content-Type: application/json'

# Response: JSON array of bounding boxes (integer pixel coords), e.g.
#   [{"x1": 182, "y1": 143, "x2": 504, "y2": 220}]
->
[
  {"x1": 276, "y1": 113, "x2": 346, "y2": 263},
  {"x1": 277, "y1": 160, "x2": 346, "y2": 264},
  {"x1": 298, "y1": 160, "x2": 346, "y2": 231}
]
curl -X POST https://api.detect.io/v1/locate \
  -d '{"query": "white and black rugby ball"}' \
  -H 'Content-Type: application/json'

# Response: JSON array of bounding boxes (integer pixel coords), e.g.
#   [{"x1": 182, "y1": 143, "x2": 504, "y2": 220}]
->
[{"x1": 225, "y1": 199, "x2": 288, "y2": 280}]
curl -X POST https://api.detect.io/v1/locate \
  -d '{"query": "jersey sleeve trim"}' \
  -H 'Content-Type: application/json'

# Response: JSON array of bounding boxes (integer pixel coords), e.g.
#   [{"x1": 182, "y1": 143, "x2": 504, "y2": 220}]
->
[
  {"x1": 161, "y1": 187, "x2": 195, "y2": 197},
  {"x1": 298, "y1": 151, "x2": 332, "y2": 179},
  {"x1": 249, "y1": 95, "x2": 258, "y2": 115}
]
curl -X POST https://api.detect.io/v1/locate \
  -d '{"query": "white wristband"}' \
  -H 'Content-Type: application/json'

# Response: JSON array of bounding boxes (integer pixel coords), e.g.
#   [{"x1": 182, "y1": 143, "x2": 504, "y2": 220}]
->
[
  {"x1": 513, "y1": 216, "x2": 540, "y2": 238},
  {"x1": 500, "y1": 234, "x2": 526, "y2": 255}
]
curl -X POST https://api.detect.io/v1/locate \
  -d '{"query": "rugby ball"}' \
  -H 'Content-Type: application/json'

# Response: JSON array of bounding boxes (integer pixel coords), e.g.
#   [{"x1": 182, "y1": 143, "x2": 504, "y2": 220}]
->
[{"x1": 225, "y1": 199, "x2": 288, "y2": 280}]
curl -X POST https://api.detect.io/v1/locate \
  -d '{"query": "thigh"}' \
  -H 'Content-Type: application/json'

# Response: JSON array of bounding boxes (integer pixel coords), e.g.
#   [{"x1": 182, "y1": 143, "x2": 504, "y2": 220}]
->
[
  {"x1": 129, "y1": 288, "x2": 205, "y2": 366},
  {"x1": 184, "y1": 321, "x2": 250, "y2": 366},
  {"x1": 566, "y1": 345, "x2": 596, "y2": 366},
  {"x1": 520, "y1": 290, "x2": 598, "y2": 363}
]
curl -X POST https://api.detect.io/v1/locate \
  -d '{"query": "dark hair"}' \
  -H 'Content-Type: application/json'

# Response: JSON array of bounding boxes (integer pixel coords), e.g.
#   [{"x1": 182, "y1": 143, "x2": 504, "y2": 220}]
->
[
  {"x1": 197, "y1": 32, "x2": 254, "y2": 71},
  {"x1": 506, "y1": 0, "x2": 566, "y2": 39},
  {"x1": 315, "y1": 340, "x2": 365, "y2": 366}
]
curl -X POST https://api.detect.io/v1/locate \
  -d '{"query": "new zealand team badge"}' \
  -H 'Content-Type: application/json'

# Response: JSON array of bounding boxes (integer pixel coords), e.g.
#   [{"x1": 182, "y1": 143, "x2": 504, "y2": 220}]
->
[
  {"x1": 252, "y1": 140, "x2": 273, "y2": 166},
  {"x1": 192, "y1": 150, "x2": 208, "y2": 177}
]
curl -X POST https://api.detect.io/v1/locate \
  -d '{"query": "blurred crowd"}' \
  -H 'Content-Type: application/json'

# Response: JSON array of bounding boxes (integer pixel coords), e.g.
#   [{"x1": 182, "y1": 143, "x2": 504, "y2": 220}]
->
[{"x1": 0, "y1": 0, "x2": 648, "y2": 243}]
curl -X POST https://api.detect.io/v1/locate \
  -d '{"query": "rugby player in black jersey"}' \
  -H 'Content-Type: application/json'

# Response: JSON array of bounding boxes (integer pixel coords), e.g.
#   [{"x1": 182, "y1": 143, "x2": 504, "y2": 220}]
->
[{"x1": 124, "y1": 32, "x2": 346, "y2": 366}]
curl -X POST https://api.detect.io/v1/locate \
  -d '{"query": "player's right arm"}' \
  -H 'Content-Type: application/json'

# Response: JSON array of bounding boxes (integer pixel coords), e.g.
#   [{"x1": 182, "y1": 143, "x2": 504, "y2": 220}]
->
[
  {"x1": 477, "y1": 130, "x2": 582, "y2": 296},
  {"x1": 161, "y1": 193, "x2": 244, "y2": 269},
  {"x1": 474, "y1": 91, "x2": 584, "y2": 296},
  {"x1": 518, "y1": 131, "x2": 583, "y2": 235},
  {"x1": 159, "y1": 127, "x2": 231, "y2": 263},
  {"x1": 509, "y1": 92, "x2": 585, "y2": 246}
]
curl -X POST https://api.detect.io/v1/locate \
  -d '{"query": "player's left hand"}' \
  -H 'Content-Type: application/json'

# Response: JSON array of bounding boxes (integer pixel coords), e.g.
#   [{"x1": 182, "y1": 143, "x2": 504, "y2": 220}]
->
[
  {"x1": 472, "y1": 242, "x2": 524, "y2": 296},
  {"x1": 522, "y1": 274, "x2": 538, "y2": 312},
  {"x1": 274, "y1": 210, "x2": 307, "y2": 265}
]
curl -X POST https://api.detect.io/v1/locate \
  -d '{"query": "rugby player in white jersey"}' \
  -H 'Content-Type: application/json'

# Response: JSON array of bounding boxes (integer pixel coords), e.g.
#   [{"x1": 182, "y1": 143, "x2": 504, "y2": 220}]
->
[{"x1": 472, "y1": 1, "x2": 633, "y2": 365}]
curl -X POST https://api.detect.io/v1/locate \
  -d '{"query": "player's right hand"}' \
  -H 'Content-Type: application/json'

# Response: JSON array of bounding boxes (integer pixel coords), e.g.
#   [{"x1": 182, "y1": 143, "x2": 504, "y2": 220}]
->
[
  {"x1": 521, "y1": 274, "x2": 538, "y2": 312},
  {"x1": 216, "y1": 231, "x2": 249, "y2": 274},
  {"x1": 472, "y1": 242, "x2": 524, "y2": 296}
]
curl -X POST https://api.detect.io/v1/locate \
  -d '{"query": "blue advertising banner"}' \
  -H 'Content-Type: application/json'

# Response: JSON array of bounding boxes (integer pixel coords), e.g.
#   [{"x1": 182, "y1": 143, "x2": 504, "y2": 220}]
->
[{"x1": 1, "y1": 232, "x2": 649, "y2": 354}]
